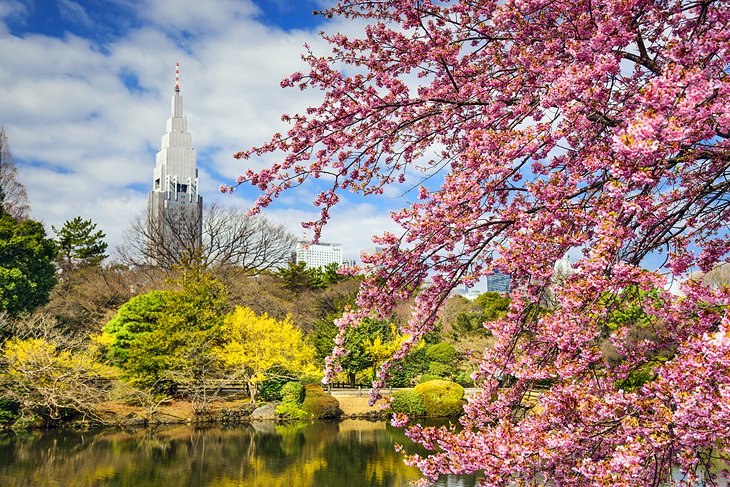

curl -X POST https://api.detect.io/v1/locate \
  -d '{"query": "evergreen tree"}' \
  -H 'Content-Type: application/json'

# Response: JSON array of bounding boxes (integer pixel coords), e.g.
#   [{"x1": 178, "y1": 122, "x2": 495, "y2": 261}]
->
[
  {"x1": 53, "y1": 217, "x2": 108, "y2": 271},
  {"x1": 121, "y1": 260, "x2": 227, "y2": 394},
  {"x1": 0, "y1": 208, "x2": 57, "y2": 317}
]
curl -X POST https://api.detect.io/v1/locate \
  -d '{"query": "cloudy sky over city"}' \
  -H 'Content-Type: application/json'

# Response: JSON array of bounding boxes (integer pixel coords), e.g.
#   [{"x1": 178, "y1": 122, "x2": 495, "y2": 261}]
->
[{"x1": 0, "y1": 0, "x2": 406, "y2": 261}]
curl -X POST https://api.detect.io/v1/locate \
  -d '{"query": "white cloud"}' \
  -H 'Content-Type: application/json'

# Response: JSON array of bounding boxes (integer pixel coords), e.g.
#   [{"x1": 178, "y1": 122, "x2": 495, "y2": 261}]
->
[
  {"x1": 58, "y1": 0, "x2": 93, "y2": 29},
  {"x1": 138, "y1": 0, "x2": 259, "y2": 35},
  {"x1": 1, "y1": 0, "x2": 395, "y2": 260},
  {"x1": 0, "y1": 0, "x2": 27, "y2": 27}
]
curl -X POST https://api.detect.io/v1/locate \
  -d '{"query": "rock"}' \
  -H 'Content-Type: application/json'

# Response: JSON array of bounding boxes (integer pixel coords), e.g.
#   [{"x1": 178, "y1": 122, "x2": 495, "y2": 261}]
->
[
  {"x1": 250, "y1": 404, "x2": 277, "y2": 420},
  {"x1": 121, "y1": 414, "x2": 148, "y2": 427}
]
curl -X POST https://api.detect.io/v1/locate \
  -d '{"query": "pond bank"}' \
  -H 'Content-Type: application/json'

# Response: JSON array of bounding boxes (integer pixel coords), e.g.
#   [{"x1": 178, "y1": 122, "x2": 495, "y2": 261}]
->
[{"x1": 91, "y1": 394, "x2": 390, "y2": 427}]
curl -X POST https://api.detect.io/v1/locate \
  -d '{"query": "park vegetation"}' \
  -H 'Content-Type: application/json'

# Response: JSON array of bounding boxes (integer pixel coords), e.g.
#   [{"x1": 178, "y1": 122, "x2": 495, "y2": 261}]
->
[
  {"x1": 0, "y1": 247, "x2": 485, "y2": 427},
  {"x1": 0, "y1": 131, "x2": 484, "y2": 427}
]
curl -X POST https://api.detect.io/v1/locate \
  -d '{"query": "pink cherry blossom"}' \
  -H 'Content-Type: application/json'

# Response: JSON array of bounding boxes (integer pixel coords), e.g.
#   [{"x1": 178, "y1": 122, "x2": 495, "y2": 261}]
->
[{"x1": 232, "y1": 0, "x2": 730, "y2": 484}]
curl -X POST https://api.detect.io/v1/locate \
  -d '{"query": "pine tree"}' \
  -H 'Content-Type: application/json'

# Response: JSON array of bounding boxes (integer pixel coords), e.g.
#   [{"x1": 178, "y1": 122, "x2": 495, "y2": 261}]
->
[{"x1": 53, "y1": 217, "x2": 108, "y2": 272}]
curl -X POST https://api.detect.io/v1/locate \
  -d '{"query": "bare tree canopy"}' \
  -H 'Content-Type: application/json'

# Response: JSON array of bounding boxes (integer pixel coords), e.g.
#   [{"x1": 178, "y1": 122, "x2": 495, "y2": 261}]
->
[
  {"x1": 0, "y1": 128, "x2": 30, "y2": 220},
  {"x1": 118, "y1": 203, "x2": 296, "y2": 273}
]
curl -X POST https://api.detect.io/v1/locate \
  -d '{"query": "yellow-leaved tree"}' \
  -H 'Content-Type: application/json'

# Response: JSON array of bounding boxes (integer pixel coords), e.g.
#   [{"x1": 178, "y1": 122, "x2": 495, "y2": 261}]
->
[
  {"x1": 215, "y1": 306, "x2": 315, "y2": 400},
  {"x1": 0, "y1": 337, "x2": 117, "y2": 423},
  {"x1": 364, "y1": 325, "x2": 415, "y2": 381}
]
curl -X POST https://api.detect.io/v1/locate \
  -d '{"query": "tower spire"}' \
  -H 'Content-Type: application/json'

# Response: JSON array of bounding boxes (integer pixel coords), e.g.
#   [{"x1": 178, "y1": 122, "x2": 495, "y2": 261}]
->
[
  {"x1": 175, "y1": 62, "x2": 180, "y2": 93},
  {"x1": 149, "y1": 62, "x2": 202, "y2": 266}
]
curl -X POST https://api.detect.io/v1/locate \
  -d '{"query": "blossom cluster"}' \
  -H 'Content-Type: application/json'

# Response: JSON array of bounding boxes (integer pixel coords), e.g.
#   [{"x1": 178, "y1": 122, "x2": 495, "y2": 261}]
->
[{"x1": 233, "y1": 0, "x2": 730, "y2": 484}]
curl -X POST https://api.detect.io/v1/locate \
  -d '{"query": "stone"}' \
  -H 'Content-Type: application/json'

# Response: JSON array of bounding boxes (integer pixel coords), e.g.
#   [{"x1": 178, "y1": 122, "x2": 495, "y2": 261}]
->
[{"x1": 249, "y1": 404, "x2": 277, "y2": 420}]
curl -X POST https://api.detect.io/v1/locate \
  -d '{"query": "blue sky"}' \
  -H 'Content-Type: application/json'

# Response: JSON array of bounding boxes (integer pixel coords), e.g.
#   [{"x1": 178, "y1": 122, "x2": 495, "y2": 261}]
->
[{"x1": 0, "y1": 0, "x2": 402, "y2": 261}]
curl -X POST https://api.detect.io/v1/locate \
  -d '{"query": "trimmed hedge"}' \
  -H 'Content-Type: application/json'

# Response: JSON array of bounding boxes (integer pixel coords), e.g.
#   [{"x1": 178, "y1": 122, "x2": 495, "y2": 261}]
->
[
  {"x1": 427, "y1": 361, "x2": 452, "y2": 378},
  {"x1": 413, "y1": 379, "x2": 464, "y2": 417},
  {"x1": 425, "y1": 343, "x2": 457, "y2": 364},
  {"x1": 301, "y1": 384, "x2": 341, "y2": 419},
  {"x1": 275, "y1": 401, "x2": 309, "y2": 420},
  {"x1": 276, "y1": 383, "x2": 342, "y2": 419},
  {"x1": 453, "y1": 369, "x2": 474, "y2": 387},
  {"x1": 391, "y1": 389, "x2": 426, "y2": 416}
]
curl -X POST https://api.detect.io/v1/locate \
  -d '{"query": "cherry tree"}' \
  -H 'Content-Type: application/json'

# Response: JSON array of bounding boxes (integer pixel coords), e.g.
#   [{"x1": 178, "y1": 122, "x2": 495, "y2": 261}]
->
[{"x1": 228, "y1": 0, "x2": 730, "y2": 485}]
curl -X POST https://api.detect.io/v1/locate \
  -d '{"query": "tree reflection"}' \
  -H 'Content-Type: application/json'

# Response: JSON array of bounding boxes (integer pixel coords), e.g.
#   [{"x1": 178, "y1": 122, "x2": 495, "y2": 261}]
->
[{"x1": 0, "y1": 421, "x2": 477, "y2": 487}]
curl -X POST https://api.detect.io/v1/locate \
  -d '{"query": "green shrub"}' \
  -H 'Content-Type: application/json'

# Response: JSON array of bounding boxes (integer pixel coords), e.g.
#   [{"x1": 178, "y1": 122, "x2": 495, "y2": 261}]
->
[
  {"x1": 102, "y1": 290, "x2": 170, "y2": 366},
  {"x1": 302, "y1": 394, "x2": 341, "y2": 418},
  {"x1": 413, "y1": 379, "x2": 465, "y2": 417},
  {"x1": 0, "y1": 399, "x2": 20, "y2": 426},
  {"x1": 425, "y1": 343, "x2": 457, "y2": 364},
  {"x1": 387, "y1": 346, "x2": 429, "y2": 387},
  {"x1": 453, "y1": 369, "x2": 474, "y2": 387},
  {"x1": 280, "y1": 381, "x2": 305, "y2": 405},
  {"x1": 275, "y1": 401, "x2": 308, "y2": 420},
  {"x1": 259, "y1": 377, "x2": 289, "y2": 401},
  {"x1": 391, "y1": 390, "x2": 426, "y2": 416},
  {"x1": 301, "y1": 385, "x2": 341, "y2": 418},
  {"x1": 276, "y1": 384, "x2": 341, "y2": 419},
  {"x1": 427, "y1": 361, "x2": 452, "y2": 378},
  {"x1": 616, "y1": 362, "x2": 659, "y2": 392},
  {"x1": 303, "y1": 384, "x2": 326, "y2": 397},
  {"x1": 257, "y1": 366, "x2": 295, "y2": 401}
]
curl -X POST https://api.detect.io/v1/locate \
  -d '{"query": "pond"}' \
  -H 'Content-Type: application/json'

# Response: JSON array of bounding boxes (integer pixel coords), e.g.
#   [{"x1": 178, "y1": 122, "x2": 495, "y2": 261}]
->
[{"x1": 0, "y1": 419, "x2": 478, "y2": 487}]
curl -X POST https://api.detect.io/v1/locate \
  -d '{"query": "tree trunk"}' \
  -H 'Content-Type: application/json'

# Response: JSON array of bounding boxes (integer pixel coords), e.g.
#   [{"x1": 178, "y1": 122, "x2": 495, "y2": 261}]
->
[{"x1": 247, "y1": 380, "x2": 257, "y2": 402}]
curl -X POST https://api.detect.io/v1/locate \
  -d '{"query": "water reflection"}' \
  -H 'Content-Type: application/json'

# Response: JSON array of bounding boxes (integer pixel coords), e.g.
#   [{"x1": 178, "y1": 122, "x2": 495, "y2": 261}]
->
[{"x1": 0, "y1": 420, "x2": 477, "y2": 487}]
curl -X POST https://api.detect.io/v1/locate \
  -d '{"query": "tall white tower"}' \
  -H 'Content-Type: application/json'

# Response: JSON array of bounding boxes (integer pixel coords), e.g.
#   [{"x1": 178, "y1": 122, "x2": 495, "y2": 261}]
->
[{"x1": 147, "y1": 63, "x2": 203, "y2": 265}]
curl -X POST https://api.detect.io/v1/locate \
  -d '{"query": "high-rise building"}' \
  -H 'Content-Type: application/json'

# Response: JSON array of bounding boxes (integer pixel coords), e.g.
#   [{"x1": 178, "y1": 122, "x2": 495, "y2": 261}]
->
[
  {"x1": 148, "y1": 63, "x2": 203, "y2": 264},
  {"x1": 486, "y1": 271, "x2": 511, "y2": 294},
  {"x1": 293, "y1": 241, "x2": 343, "y2": 269}
]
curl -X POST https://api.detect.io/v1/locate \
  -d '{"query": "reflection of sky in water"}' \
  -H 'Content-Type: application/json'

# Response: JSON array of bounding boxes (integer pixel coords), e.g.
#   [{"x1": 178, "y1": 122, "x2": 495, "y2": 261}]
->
[{"x1": 0, "y1": 420, "x2": 478, "y2": 487}]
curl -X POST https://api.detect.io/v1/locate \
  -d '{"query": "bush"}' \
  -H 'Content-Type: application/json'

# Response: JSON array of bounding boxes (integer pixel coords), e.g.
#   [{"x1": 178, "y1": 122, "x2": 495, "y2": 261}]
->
[
  {"x1": 280, "y1": 381, "x2": 305, "y2": 405},
  {"x1": 453, "y1": 369, "x2": 474, "y2": 387},
  {"x1": 302, "y1": 394, "x2": 341, "y2": 418},
  {"x1": 303, "y1": 384, "x2": 327, "y2": 397},
  {"x1": 391, "y1": 390, "x2": 426, "y2": 416},
  {"x1": 425, "y1": 343, "x2": 457, "y2": 364},
  {"x1": 275, "y1": 384, "x2": 341, "y2": 419},
  {"x1": 1, "y1": 337, "x2": 117, "y2": 422},
  {"x1": 427, "y1": 361, "x2": 452, "y2": 378},
  {"x1": 387, "y1": 346, "x2": 429, "y2": 387},
  {"x1": 301, "y1": 384, "x2": 341, "y2": 418},
  {"x1": 275, "y1": 401, "x2": 308, "y2": 420},
  {"x1": 300, "y1": 375, "x2": 324, "y2": 385},
  {"x1": 259, "y1": 376, "x2": 288, "y2": 401},
  {"x1": 102, "y1": 290, "x2": 170, "y2": 366},
  {"x1": 0, "y1": 399, "x2": 19, "y2": 426},
  {"x1": 413, "y1": 379, "x2": 465, "y2": 417}
]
